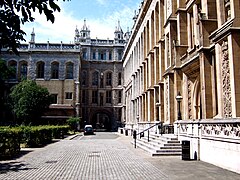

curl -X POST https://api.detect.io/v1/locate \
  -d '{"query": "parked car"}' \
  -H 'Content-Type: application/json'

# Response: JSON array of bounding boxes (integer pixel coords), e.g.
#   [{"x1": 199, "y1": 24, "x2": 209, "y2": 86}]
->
[{"x1": 84, "y1": 125, "x2": 94, "y2": 135}]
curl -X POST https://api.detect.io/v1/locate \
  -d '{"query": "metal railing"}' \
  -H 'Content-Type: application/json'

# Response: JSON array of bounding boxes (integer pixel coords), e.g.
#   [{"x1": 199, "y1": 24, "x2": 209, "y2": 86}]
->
[{"x1": 133, "y1": 122, "x2": 162, "y2": 148}]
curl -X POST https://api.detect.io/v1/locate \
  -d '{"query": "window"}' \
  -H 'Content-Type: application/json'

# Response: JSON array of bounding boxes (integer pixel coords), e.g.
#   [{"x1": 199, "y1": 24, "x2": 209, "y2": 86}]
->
[
  {"x1": 82, "y1": 71, "x2": 87, "y2": 85},
  {"x1": 118, "y1": 50, "x2": 122, "y2": 60},
  {"x1": 8, "y1": 60, "x2": 17, "y2": 79},
  {"x1": 118, "y1": 91, "x2": 122, "y2": 103},
  {"x1": 92, "y1": 71, "x2": 99, "y2": 86},
  {"x1": 36, "y1": 61, "x2": 45, "y2": 78},
  {"x1": 50, "y1": 94, "x2": 58, "y2": 104},
  {"x1": 106, "y1": 91, "x2": 112, "y2": 103},
  {"x1": 93, "y1": 52, "x2": 96, "y2": 60},
  {"x1": 83, "y1": 51, "x2": 87, "y2": 60},
  {"x1": 20, "y1": 62, "x2": 28, "y2": 79},
  {"x1": 109, "y1": 52, "x2": 112, "y2": 60},
  {"x1": 92, "y1": 90, "x2": 98, "y2": 104},
  {"x1": 51, "y1": 62, "x2": 59, "y2": 79},
  {"x1": 66, "y1": 62, "x2": 74, "y2": 79},
  {"x1": 98, "y1": 52, "x2": 106, "y2": 60},
  {"x1": 65, "y1": 92, "x2": 73, "y2": 99},
  {"x1": 106, "y1": 72, "x2": 112, "y2": 86},
  {"x1": 118, "y1": 72, "x2": 122, "y2": 85}
]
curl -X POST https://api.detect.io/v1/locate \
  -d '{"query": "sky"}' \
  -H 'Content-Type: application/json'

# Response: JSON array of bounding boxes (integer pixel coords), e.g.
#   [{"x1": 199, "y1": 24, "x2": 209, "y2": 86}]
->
[{"x1": 22, "y1": 0, "x2": 141, "y2": 43}]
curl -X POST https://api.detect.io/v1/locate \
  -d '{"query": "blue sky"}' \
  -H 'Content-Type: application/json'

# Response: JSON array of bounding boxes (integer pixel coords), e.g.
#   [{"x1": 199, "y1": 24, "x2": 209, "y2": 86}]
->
[{"x1": 23, "y1": 0, "x2": 141, "y2": 43}]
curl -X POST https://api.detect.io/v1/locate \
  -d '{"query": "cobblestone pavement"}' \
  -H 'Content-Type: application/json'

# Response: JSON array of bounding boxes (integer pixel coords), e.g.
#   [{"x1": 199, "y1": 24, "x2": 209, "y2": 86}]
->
[{"x1": 0, "y1": 132, "x2": 240, "y2": 180}]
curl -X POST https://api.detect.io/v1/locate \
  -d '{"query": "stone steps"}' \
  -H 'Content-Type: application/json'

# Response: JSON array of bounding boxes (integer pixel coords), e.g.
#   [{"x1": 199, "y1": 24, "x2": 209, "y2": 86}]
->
[{"x1": 132, "y1": 133, "x2": 182, "y2": 156}]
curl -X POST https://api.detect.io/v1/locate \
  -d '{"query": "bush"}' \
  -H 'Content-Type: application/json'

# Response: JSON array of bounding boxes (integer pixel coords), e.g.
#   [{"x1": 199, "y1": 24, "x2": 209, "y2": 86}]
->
[
  {"x1": 0, "y1": 125, "x2": 70, "y2": 159},
  {"x1": 67, "y1": 117, "x2": 80, "y2": 132},
  {"x1": 20, "y1": 125, "x2": 70, "y2": 147},
  {"x1": 0, "y1": 127, "x2": 21, "y2": 160}
]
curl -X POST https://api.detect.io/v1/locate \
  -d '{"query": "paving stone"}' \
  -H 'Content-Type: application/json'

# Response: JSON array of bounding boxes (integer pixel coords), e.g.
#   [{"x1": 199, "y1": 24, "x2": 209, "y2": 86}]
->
[{"x1": 0, "y1": 132, "x2": 239, "y2": 180}]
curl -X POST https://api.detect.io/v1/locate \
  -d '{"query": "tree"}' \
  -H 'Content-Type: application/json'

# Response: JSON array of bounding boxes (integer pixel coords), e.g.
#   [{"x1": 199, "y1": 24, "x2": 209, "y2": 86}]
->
[
  {"x1": 10, "y1": 80, "x2": 52, "y2": 125},
  {"x1": 0, "y1": 59, "x2": 15, "y2": 122},
  {"x1": 0, "y1": 0, "x2": 69, "y2": 55}
]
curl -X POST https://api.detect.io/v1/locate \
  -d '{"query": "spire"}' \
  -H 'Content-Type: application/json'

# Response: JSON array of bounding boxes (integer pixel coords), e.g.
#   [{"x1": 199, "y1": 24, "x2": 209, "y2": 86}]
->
[
  {"x1": 80, "y1": 19, "x2": 91, "y2": 41},
  {"x1": 115, "y1": 20, "x2": 123, "y2": 32},
  {"x1": 114, "y1": 21, "x2": 124, "y2": 42},
  {"x1": 124, "y1": 27, "x2": 131, "y2": 42},
  {"x1": 82, "y1": 19, "x2": 87, "y2": 31},
  {"x1": 74, "y1": 26, "x2": 80, "y2": 44},
  {"x1": 30, "y1": 28, "x2": 35, "y2": 43},
  {"x1": 75, "y1": 26, "x2": 79, "y2": 36},
  {"x1": 133, "y1": 10, "x2": 138, "y2": 22}
]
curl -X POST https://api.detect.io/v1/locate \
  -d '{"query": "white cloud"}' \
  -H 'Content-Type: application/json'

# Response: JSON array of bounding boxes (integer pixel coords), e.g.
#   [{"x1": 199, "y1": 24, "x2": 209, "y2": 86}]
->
[{"x1": 22, "y1": 0, "x2": 137, "y2": 43}]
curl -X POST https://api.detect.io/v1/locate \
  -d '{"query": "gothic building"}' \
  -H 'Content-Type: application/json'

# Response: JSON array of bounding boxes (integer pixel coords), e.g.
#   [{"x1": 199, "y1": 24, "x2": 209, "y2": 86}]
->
[
  {"x1": 122, "y1": 0, "x2": 240, "y2": 173},
  {"x1": 1, "y1": 20, "x2": 126, "y2": 131},
  {"x1": 77, "y1": 20, "x2": 125, "y2": 131}
]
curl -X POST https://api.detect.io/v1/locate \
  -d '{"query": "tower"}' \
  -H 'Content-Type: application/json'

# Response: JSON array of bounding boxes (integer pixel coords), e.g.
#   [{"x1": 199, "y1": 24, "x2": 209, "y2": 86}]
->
[
  {"x1": 80, "y1": 19, "x2": 90, "y2": 43},
  {"x1": 29, "y1": 28, "x2": 35, "y2": 48},
  {"x1": 114, "y1": 21, "x2": 124, "y2": 43},
  {"x1": 74, "y1": 26, "x2": 80, "y2": 44}
]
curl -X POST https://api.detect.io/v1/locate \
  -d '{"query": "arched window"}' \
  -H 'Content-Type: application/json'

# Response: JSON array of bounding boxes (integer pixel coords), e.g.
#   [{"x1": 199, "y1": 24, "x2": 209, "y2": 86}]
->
[
  {"x1": 8, "y1": 60, "x2": 17, "y2": 79},
  {"x1": 66, "y1": 62, "x2": 74, "y2": 79},
  {"x1": 106, "y1": 72, "x2": 112, "y2": 86},
  {"x1": 92, "y1": 71, "x2": 99, "y2": 86},
  {"x1": 51, "y1": 61, "x2": 59, "y2": 79},
  {"x1": 19, "y1": 61, "x2": 28, "y2": 79},
  {"x1": 36, "y1": 61, "x2": 45, "y2": 78},
  {"x1": 82, "y1": 71, "x2": 87, "y2": 85}
]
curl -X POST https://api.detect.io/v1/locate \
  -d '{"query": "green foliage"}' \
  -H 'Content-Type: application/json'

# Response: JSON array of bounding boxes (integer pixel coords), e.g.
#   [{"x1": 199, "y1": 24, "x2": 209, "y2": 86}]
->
[
  {"x1": 0, "y1": 127, "x2": 21, "y2": 160},
  {"x1": 0, "y1": 125, "x2": 70, "y2": 159},
  {"x1": 10, "y1": 80, "x2": 52, "y2": 125},
  {"x1": 67, "y1": 117, "x2": 81, "y2": 132},
  {"x1": 0, "y1": 0, "x2": 70, "y2": 55}
]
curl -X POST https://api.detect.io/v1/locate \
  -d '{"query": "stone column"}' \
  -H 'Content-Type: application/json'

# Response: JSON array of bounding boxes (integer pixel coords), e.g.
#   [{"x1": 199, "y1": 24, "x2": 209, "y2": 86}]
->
[
  {"x1": 228, "y1": 32, "x2": 240, "y2": 117},
  {"x1": 199, "y1": 51, "x2": 213, "y2": 119}
]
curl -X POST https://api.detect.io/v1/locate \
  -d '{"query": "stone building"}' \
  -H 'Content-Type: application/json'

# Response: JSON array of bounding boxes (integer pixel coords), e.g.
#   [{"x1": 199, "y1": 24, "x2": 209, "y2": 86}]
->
[
  {"x1": 1, "y1": 30, "x2": 81, "y2": 123},
  {"x1": 77, "y1": 20, "x2": 126, "y2": 131},
  {"x1": 122, "y1": 0, "x2": 240, "y2": 173},
  {"x1": 1, "y1": 20, "x2": 126, "y2": 130}
]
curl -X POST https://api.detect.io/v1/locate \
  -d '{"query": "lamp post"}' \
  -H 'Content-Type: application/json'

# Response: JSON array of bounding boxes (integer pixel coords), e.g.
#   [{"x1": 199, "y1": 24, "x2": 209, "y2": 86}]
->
[{"x1": 176, "y1": 91, "x2": 182, "y2": 120}]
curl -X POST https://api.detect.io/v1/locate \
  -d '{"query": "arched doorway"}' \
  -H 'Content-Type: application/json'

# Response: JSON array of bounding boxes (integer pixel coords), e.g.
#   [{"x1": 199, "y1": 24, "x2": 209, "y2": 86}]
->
[
  {"x1": 90, "y1": 111, "x2": 112, "y2": 131},
  {"x1": 192, "y1": 77, "x2": 201, "y2": 119}
]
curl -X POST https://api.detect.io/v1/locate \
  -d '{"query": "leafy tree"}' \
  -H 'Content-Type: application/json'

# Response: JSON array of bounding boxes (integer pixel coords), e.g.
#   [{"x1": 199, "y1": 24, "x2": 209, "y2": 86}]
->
[
  {"x1": 0, "y1": 59, "x2": 15, "y2": 122},
  {"x1": 10, "y1": 80, "x2": 52, "y2": 125},
  {"x1": 67, "y1": 117, "x2": 81, "y2": 133},
  {"x1": 0, "y1": 0, "x2": 69, "y2": 55}
]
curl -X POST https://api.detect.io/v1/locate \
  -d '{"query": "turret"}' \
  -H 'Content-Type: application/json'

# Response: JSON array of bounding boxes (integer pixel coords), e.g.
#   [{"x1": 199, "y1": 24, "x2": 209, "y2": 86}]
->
[
  {"x1": 114, "y1": 21, "x2": 124, "y2": 43},
  {"x1": 30, "y1": 28, "x2": 35, "y2": 43},
  {"x1": 29, "y1": 28, "x2": 35, "y2": 49},
  {"x1": 80, "y1": 19, "x2": 91, "y2": 42},
  {"x1": 124, "y1": 27, "x2": 131, "y2": 42},
  {"x1": 74, "y1": 26, "x2": 80, "y2": 44}
]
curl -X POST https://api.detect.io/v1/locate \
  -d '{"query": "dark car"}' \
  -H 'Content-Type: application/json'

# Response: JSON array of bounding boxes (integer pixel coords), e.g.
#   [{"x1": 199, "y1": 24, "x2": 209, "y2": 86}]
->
[{"x1": 84, "y1": 125, "x2": 94, "y2": 135}]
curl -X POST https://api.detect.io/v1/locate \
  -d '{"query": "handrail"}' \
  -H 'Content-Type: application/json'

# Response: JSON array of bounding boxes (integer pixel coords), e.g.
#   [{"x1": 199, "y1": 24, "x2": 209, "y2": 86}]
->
[
  {"x1": 136, "y1": 122, "x2": 161, "y2": 135},
  {"x1": 133, "y1": 122, "x2": 162, "y2": 148}
]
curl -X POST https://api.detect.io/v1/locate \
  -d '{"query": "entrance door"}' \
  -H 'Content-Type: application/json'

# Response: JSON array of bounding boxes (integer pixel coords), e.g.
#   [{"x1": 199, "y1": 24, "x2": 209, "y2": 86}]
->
[{"x1": 91, "y1": 112, "x2": 111, "y2": 131}]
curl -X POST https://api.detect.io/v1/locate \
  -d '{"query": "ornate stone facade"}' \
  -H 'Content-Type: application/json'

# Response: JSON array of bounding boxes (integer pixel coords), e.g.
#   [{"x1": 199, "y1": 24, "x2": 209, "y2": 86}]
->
[{"x1": 122, "y1": 0, "x2": 240, "y2": 173}]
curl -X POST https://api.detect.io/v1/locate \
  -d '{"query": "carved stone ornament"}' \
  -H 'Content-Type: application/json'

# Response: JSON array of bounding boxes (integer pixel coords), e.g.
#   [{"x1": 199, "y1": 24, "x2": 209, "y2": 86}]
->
[
  {"x1": 221, "y1": 41, "x2": 232, "y2": 118},
  {"x1": 165, "y1": 77, "x2": 169, "y2": 121},
  {"x1": 188, "y1": 80, "x2": 192, "y2": 119},
  {"x1": 202, "y1": 123, "x2": 240, "y2": 138}
]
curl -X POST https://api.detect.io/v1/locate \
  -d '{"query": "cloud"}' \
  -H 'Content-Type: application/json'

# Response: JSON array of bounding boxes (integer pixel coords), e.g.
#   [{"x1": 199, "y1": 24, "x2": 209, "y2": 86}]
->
[
  {"x1": 22, "y1": 0, "x2": 139, "y2": 43},
  {"x1": 96, "y1": 0, "x2": 108, "y2": 5}
]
